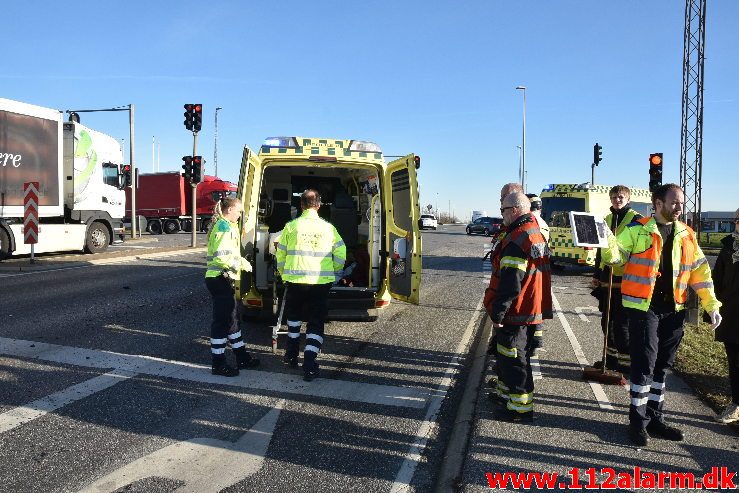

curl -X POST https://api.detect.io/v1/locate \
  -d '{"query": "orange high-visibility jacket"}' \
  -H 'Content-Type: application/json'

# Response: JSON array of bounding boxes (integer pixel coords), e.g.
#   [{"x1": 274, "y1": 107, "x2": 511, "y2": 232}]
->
[
  {"x1": 603, "y1": 216, "x2": 721, "y2": 313},
  {"x1": 484, "y1": 214, "x2": 553, "y2": 325}
]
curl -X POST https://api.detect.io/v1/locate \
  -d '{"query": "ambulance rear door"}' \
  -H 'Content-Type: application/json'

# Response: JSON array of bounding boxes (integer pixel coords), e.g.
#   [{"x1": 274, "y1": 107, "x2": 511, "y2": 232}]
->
[
  {"x1": 383, "y1": 155, "x2": 422, "y2": 304},
  {"x1": 236, "y1": 145, "x2": 263, "y2": 300}
]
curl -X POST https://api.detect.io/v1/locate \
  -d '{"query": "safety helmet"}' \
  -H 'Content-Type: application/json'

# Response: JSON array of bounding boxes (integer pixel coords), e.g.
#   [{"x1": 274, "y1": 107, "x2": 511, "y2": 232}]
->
[{"x1": 526, "y1": 193, "x2": 542, "y2": 211}]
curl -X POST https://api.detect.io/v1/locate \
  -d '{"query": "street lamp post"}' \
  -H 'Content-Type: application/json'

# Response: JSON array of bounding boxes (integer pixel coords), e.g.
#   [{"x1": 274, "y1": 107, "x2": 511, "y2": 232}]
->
[
  {"x1": 515, "y1": 86, "x2": 527, "y2": 193},
  {"x1": 516, "y1": 145, "x2": 522, "y2": 184},
  {"x1": 214, "y1": 107, "x2": 222, "y2": 177}
]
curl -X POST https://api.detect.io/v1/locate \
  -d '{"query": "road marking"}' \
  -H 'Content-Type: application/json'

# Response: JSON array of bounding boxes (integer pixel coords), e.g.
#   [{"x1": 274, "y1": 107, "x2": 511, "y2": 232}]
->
[
  {"x1": 575, "y1": 306, "x2": 599, "y2": 322},
  {"x1": 0, "y1": 369, "x2": 135, "y2": 434},
  {"x1": 390, "y1": 295, "x2": 485, "y2": 493},
  {"x1": 551, "y1": 293, "x2": 613, "y2": 410},
  {"x1": 0, "y1": 249, "x2": 206, "y2": 278},
  {"x1": 79, "y1": 399, "x2": 286, "y2": 493},
  {"x1": 0, "y1": 337, "x2": 426, "y2": 409}
]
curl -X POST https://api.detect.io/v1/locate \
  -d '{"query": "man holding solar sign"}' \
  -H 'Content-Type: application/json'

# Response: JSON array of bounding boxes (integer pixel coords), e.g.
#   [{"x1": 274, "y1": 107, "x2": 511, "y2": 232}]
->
[{"x1": 582, "y1": 183, "x2": 722, "y2": 447}]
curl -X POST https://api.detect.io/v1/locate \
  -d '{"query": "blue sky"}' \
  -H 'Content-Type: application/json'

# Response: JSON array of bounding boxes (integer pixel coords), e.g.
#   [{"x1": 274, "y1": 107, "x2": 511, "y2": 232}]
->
[{"x1": 4, "y1": 1, "x2": 738, "y2": 219}]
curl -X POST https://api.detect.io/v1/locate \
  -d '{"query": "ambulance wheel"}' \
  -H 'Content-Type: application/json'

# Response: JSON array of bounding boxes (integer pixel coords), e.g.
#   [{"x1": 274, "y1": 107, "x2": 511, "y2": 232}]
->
[
  {"x1": 466, "y1": 227, "x2": 471, "y2": 235},
  {"x1": 85, "y1": 222, "x2": 110, "y2": 254},
  {"x1": 484, "y1": 228, "x2": 491, "y2": 236},
  {"x1": 0, "y1": 228, "x2": 11, "y2": 260}
]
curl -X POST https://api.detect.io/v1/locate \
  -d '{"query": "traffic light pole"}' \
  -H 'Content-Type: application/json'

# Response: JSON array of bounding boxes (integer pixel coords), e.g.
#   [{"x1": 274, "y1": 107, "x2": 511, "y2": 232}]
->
[
  {"x1": 129, "y1": 104, "x2": 137, "y2": 239},
  {"x1": 191, "y1": 132, "x2": 198, "y2": 248}
]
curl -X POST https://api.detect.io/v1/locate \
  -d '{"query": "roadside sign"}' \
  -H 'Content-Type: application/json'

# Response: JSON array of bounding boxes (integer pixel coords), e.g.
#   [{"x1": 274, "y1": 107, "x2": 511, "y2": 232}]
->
[{"x1": 23, "y1": 182, "x2": 39, "y2": 244}]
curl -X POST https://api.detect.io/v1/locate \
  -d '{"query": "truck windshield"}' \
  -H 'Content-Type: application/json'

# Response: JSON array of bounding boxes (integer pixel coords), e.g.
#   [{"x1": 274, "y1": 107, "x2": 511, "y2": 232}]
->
[{"x1": 541, "y1": 197, "x2": 585, "y2": 224}]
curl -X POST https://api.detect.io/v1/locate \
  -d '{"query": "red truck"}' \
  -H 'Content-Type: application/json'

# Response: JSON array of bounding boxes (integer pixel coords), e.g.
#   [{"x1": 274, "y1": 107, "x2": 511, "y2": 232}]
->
[{"x1": 125, "y1": 172, "x2": 237, "y2": 234}]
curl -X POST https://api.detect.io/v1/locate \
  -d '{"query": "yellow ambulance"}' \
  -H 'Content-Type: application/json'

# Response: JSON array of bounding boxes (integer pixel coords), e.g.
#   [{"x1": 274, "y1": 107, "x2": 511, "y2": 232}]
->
[
  {"x1": 540, "y1": 183, "x2": 652, "y2": 266},
  {"x1": 235, "y1": 137, "x2": 422, "y2": 321}
]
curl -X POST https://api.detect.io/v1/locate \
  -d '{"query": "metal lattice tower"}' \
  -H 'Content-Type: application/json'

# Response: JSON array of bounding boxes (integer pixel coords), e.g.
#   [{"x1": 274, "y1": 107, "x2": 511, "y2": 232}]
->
[{"x1": 679, "y1": 0, "x2": 707, "y2": 228}]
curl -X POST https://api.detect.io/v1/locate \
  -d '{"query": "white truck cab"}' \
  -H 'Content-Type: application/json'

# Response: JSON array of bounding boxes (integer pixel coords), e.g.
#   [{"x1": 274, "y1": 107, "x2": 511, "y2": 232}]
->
[{"x1": 236, "y1": 136, "x2": 422, "y2": 320}]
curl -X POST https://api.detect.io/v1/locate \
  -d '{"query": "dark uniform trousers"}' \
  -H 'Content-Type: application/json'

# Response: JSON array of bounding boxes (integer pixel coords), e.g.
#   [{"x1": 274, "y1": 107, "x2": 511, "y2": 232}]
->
[
  {"x1": 602, "y1": 287, "x2": 630, "y2": 369},
  {"x1": 284, "y1": 282, "x2": 332, "y2": 371},
  {"x1": 205, "y1": 275, "x2": 247, "y2": 363},
  {"x1": 495, "y1": 324, "x2": 536, "y2": 413},
  {"x1": 626, "y1": 304, "x2": 686, "y2": 429}
]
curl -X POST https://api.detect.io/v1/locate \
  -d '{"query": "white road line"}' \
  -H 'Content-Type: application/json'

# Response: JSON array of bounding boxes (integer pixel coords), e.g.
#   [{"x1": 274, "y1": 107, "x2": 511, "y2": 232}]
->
[
  {"x1": 551, "y1": 293, "x2": 613, "y2": 410},
  {"x1": 575, "y1": 306, "x2": 599, "y2": 322},
  {"x1": 79, "y1": 399, "x2": 286, "y2": 493},
  {"x1": 0, "y1": 369, "x2": 135, "y2": 434},
  {"x1": 0, "y1": 337, "x2": 427, "y2": 409},
  {"x1": 390, "y1": 295, "x2": 485, "y2": 493},
  {"x1": 0, "y1": 249, "x2": 206, "y2": 278}
]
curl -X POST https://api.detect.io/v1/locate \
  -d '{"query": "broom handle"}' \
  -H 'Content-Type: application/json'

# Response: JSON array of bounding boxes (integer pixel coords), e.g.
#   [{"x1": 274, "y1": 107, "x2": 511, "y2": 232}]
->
[{"x1": 601, "y1": 268, "x2": 614, "y2": 374}]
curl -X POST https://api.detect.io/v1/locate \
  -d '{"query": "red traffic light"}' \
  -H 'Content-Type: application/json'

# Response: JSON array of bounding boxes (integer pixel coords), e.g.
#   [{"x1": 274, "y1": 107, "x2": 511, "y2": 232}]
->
[
  {"x1": 122, "y1": 164, "x2": 131, "y2": 172},
  {"x1": 194, "y1": 104, "x2": 202, "y2": 113},
  {"x1": 649, "y1": 153, "x2": 663, "y2": 166}
]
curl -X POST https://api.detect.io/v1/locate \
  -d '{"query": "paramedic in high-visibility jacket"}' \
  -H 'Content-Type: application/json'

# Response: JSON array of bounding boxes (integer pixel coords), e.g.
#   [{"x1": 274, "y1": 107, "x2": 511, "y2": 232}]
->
[
  {"x1": 276, "y1": 189, "x2": 346, "y2": 382},
  {"x1": 205, "y1": 197, "x2": 260, "y2": 377},
  {"x1": 484, "y1": 192, "x2": 553, "y2": 422},
  {"x1": 601, "y1": 183, "x2": 722, "y2": 447}
]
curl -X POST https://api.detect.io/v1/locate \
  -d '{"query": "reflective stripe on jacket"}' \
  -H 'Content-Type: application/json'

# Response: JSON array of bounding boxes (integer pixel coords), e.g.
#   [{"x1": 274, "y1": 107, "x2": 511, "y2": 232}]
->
[
  {"x1": 603, "y1": 216, "x2": 721, "y2": 313},
  {"x1": 275, "y1": 209, "x2": 346, "y2": 284},
  {"x1": 206, "y1": 218, "x2": 250, "y2": 279},
  {"x1": 484, "y1": 213, "x2": 554, "y2": 325}
]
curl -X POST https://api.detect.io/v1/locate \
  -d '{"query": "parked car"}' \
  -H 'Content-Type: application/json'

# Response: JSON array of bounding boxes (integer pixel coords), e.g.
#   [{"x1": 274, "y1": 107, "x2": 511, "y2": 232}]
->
[
  {"x1": 466, "y1": 216, "x2": 503, "y2": 236},
  {"x1": 419, "y1": 214, "x2": 438, "y2": 230}
]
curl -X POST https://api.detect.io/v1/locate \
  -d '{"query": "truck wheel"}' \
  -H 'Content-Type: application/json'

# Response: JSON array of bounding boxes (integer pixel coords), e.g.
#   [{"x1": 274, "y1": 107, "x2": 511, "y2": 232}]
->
[
  {"x1": 164, "y1": 219, "x2": 180, "y2": 234},
  {"x1": 200, "y1": 218, "x2": 211, "y2": 233},
  {"x1": 0, "y1": 228, "x2": 11, "y2": 260},
  {"x1": 148, "y1": 220, "x2": 163, "y2": 235},
  {"x1": 85, "y1": 222, "x2": 110, "y2": 254},
  {"x1": 182, "y1": 219, "x2": 192, "y2": 232}
]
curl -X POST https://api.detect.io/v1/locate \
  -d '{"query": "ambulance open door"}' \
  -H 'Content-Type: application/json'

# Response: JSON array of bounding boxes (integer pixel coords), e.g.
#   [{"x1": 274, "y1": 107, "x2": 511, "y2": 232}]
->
[
  {"x1": 235, "y1": 145, "x2": 262, "y2": 302},
  {"x1": 383, "y1": 155, "x2": 422, "y2": 304}
]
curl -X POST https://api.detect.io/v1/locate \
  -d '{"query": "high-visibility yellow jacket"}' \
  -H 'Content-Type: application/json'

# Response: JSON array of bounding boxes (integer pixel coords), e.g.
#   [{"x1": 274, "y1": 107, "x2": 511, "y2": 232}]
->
[
  {"x1": 205, "y1": 218, "x2": 251, "y2": 280},
  {"x1": 603, "y1": 216, "x2": 721, "y2": 313},
  {"x1": 276, "y1": 209, "x2": 346, "y2": 285},
  {"x1": 594, "y1": 207, "x2": 642, "y2": 280}
]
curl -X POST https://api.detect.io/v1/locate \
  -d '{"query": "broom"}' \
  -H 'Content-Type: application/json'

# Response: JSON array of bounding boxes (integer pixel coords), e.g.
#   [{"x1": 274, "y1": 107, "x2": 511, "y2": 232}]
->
[{"x1": 582, "y1": 266, "x2": 627, "y2": 385}]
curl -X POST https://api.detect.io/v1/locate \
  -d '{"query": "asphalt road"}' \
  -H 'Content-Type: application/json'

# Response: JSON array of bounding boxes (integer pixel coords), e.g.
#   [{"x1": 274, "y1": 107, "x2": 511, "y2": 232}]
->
[{"x1": 0, "y1": 225, "x2": 490, "y2": 493}]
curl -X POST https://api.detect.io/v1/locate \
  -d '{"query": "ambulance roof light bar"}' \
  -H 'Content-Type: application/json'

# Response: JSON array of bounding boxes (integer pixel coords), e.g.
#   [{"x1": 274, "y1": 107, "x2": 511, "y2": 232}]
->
[
  {"x1": 263, "y1": 137, "x2": 298, "y2": 148},
  {"x1": 348, "y1": 140, "x2": 382, "y2": 153}
]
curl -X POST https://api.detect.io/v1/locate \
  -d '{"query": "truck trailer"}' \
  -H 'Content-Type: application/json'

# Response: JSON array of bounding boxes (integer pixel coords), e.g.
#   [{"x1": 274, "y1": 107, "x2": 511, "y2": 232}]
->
[
  {"x1": 124, "y1": 172, "x2": 237, "y2": 234},
  {"x1": 0, "y1": 98, "x2": 126, "y2": 259}
]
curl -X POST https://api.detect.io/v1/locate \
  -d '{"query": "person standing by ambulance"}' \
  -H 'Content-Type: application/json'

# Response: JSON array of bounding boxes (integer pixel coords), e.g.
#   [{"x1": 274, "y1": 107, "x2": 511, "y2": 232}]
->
[
  {"x1": 601, "y1": 184, "x2": 722, "y2": 446},
  {"x1": 276, "y1": 189, "x2": 346, "y2": 382},
  {"x1": 591, "y1": 185, "x2": 642, "y2": 373},
  {"x1": 484, "y1": 192, "x2": 552, "y2": 422},
  {"x1": 205, "y1": 197, "x2": 260, "y2": 377},
  {"x1": 711, "y1": 208, "x2": 739, "y2": 424}
]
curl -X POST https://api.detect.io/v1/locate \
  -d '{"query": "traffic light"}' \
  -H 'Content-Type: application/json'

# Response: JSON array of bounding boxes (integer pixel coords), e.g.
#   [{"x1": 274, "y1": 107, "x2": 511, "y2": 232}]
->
[
  {"x1": 121, "y1": 164, "x2": 132, "y2": 187},
  {"x1": 192, "y1": 104, "x2": 202, "y2": 132},
  {"x1": 649, "y1": 153, "x2": 663, "y2": 192},
  {"x1": 184, "y1": 104, "x2": 194, "y2": 131},
  {"x1": 414, "y1": 155, "x2": 421, "y2": 169},
  {"x1": 593, "y1": 143, "x2": 603, "y2": 165},
  {"x1": 192, "y1": 156, "x2": 204, "y2": 183},
  {"x1": 182, "y1": 156, "x2": 193, "y2": 182}
]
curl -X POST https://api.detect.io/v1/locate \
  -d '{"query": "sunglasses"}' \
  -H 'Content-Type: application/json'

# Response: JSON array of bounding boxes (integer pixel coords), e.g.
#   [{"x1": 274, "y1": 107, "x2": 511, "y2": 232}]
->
[{"x1": 500, "y1": 206, "x2": 514, "y2": 213}]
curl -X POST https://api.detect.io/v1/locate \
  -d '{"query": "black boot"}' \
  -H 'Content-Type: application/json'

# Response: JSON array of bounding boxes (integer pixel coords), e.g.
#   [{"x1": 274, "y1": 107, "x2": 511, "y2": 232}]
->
[
  {"x1": 234, "y1": 348, "x2": 260, "y2": 369},
  {"x1": 646, "y1": 420, "x2": 684, "y2": 441},
  {"x1": 628, "y1": 426, "x2": 650, "y2": 447},
  {"x1": 212, "y1": 355, "x2": 239, "y2": 377}
]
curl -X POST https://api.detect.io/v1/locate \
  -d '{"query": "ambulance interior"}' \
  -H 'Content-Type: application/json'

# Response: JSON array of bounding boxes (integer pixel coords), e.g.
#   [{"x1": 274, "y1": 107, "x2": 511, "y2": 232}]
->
[{"x1": 253, "y1": 164, "x2": 382, "y2": 294}]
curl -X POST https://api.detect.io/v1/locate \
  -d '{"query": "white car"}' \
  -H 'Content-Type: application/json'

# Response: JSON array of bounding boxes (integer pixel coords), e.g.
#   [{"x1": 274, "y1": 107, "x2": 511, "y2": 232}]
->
[{"x1": 419, "y1": 214, "x2": 438, "y2": 230}]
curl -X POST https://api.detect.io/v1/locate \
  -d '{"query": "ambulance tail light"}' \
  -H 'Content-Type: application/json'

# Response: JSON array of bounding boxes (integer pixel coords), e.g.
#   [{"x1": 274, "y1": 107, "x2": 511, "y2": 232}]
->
[
  {"x1": 246, "y1": 299, "x2": 263, "y2": 307},
  {"x1": 375, "y1": 299, "x2": 391, "y2": 308},
  {"x1": 349, "y1": 140, "x2": 382, "y2": 153},
  {"x1": 263, "y1": 137, "x2": 298, "y2": 148}
]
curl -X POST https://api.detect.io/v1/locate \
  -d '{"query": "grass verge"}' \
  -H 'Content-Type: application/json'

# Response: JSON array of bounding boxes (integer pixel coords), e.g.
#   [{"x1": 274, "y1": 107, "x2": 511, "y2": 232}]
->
[{"x1": 674, "y1": 319, "x2": 732, "y2": 414}]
